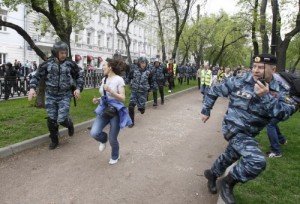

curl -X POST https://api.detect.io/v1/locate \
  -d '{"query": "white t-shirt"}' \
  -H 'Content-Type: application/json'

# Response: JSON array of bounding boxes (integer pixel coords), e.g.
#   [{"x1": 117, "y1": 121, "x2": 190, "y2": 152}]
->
[{"x1": 99, "y1": 75, "x2": 125, "y2": 100}]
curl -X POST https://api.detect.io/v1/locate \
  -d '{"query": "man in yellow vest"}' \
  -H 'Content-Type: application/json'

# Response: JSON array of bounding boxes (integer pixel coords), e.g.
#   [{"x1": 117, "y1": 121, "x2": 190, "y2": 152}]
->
[
  {"x1": 200, "y1": 64, "x2": 212, "y2": 100},
  {"x1": 166, "y1": 58, "x2": 177, "y2": 93}
]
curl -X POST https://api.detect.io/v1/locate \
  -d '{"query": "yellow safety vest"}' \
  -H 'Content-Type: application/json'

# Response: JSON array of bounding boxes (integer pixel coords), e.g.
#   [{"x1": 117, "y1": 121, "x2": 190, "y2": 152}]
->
[
  {"x1": 166, "y1": 63, "x2": 177, "y2": 76},
  {"x1": 201, "y1": 69, "x2": 212, "y2": 85}
]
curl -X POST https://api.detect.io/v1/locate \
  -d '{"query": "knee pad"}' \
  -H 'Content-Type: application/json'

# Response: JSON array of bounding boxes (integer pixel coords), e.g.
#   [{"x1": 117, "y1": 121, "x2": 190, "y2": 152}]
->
[
  {"x1": 47, "y1": 118, "x2": 58, "y2": 136},
  {"x1": 47, "y1": 118, "x2": 58, "y2": 129}
]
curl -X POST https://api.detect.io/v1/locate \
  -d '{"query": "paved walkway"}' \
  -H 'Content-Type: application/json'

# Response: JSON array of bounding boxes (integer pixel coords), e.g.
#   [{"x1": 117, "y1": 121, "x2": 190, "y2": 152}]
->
[{"x1": 0, "y1": 89, "x2": 228, "y2": 204}]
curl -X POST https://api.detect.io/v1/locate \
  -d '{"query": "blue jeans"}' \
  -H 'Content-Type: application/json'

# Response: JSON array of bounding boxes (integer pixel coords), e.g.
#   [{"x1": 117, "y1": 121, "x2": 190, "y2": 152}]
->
[
  {"x1": 90, "y1": 114, "x2": 120, "y2": 160},
  {"x1": 266, "y1": 118, "x2": 286, "y2": 154},
  {"x1": 201, "y1": 84, "x2": 210, "y2": 100}
]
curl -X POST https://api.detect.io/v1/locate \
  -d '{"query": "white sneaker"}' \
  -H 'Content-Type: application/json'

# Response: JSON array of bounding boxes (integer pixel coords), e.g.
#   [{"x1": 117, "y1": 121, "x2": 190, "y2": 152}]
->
[
  {"x1": 168, "y1": 90, "x2": 172, "y2": 93},
  {"x1": 109, "y1": 156, "x2": 120, "y2": 165},
  {"x1": 98, "y1": 142, "x2": 106, "y2": 152}
]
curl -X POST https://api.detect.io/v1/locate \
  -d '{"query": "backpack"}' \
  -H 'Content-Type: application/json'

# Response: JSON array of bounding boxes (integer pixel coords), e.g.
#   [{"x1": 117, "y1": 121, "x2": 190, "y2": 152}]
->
[{"x1": 278, "y1": 72, "x2": 300, "y2": 97}]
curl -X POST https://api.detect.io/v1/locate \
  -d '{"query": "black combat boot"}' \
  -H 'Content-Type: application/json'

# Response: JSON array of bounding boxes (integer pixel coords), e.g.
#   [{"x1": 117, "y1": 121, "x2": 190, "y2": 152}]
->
[
  {"x1": 49, "y1": 134, "x2": 59, "y2": 150},
  {"x1": 219, "y1": 174, "x2": 238, "y2": 204},
  {"x1": 47, "y1": 118, "x2": 59, "y2": 150},
  {"x1": 160, "y1": 89, "x2": 164, "y2": 105},
  {"x1": 128, "y1": 106, "x2": 135, "y2": 128},
  {"x1": 60, "y1": 118, "x2": 74, "y2": 136},
  {"x1": 204, "y1": 169, "x2": 218, "y2": 194},
  {"x1": 138, "y1": 108, "x2": 145, "y2": 114},
  {"x1": 153, "y1": 91, "x2": 158, "y2": 106}
]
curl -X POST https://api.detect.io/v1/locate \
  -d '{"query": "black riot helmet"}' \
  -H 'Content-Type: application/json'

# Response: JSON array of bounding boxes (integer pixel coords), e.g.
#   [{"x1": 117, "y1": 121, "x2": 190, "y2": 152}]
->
[
  {"x1": 6, "y1": 62, "x2": 13, "y2": 68},
  {"x1": 138, "y1": 57, "x2": 148, "y2": 66},
  {"x1": 51, "y1": 41, "x2": 69, "y2": 58}
]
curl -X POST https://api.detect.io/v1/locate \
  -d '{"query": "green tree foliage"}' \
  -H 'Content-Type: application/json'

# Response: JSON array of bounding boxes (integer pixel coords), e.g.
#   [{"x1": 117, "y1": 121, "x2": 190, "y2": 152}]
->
[
  {"x1": 107, "y1": 0, "x2": 146, "y2": 64},
  {"x1": 179, "y1": 11, "x2": 249, "y2": 68}
]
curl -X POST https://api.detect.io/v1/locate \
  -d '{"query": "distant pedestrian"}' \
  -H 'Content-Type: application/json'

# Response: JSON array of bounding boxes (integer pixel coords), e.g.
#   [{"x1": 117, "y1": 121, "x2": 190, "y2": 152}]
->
[
  {"x1": 151, "y1": 58, "x2": 165, "y2": 106},
  {"x1": 196, "y1": 67, "x2": 201, "y2": 89},
  {"x1": 4, "y1": 62, "x2": 17, "y2": 100},
  {"x1": 166, "y1": 58, "x2": 177, "y2": 93},
  {"x1": 200, "y1": 64, "x2": 212, "y2": 100}
]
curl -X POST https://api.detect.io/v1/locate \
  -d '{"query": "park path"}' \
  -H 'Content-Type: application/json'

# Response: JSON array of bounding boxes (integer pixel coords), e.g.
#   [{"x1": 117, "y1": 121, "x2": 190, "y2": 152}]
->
[{"x1": 0, "y1": 89, "x2": 228, "y2": 204}]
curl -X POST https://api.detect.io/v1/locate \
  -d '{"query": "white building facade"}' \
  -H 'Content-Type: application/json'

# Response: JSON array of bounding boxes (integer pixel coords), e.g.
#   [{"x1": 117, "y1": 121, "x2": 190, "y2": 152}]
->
[{"x1": 0, "y1": 0, "x2": 161, "y2": 69}]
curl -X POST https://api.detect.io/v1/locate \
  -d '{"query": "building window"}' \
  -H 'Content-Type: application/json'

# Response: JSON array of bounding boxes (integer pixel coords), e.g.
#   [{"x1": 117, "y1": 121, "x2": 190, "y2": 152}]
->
[
  {"x1": 0, "y1": 53, "x2": 6, "y2": 64},
  {"x1": 75, "y1": 31, "x2": 79, "y2": 43},
  {"x1": 87, "y1": 32, "x2": 92, "y2": 45},
  {"x1": 107, "y1": 37, "x2": 110, "y2": 48},
  {"x1": 98, "y1": 11, "x2": 102, "y2": 23},
  {"x1": 0, "y1": 12, "x2": 7, "y2": 31},
  {"x1": 97, "y1": 34, "x2": 101, "y2": 47},
  {"x1": 107, "y1": 16, "x2": 111, "y2": 26}
]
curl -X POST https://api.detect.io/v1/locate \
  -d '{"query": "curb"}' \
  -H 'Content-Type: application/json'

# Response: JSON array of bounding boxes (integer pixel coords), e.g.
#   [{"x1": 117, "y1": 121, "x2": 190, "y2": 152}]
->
[{"x1": 0, "y1": 86, "x2": 198, "y2": 159}]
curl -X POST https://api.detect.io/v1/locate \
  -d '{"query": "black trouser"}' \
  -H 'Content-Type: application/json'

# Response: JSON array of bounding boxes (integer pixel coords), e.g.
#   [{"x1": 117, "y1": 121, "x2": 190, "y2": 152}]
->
[
  {"x1": 198, "y1": 78, "x2": 201, "y2": 89},
  {"x1": 4, "y1": 79, "x2": 13, "y2": 100},
  {"x1": 153, "y1": 87, "x2": 164, "y2": 104},
  {"x1": 186, "y1": 77, "x2": 190, "y2": 85},
  {"x1": 178, "y1": 77, "x2": 183, "y2": 85},
  {"x1": 128, "y1": 103, "x2": 135, "y2": 124},
  {"x1": 168, "y1": 76, "x2": 175, "y2": 90}
]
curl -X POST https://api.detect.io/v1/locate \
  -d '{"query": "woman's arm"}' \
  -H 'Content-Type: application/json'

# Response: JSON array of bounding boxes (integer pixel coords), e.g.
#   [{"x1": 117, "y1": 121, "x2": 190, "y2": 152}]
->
[{"x1": 104, "y1": 84, "x2": 125, "y2": 103}]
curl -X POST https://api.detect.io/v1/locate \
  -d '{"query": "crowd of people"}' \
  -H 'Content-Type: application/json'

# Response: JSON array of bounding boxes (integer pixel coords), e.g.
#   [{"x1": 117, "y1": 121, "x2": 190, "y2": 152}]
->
[
  {"x1": 0, "y1": 59, "x2": 38, "y2": 100},
  {"x1": 24, "y1": 41, "x2": 299, "y2": 204}
]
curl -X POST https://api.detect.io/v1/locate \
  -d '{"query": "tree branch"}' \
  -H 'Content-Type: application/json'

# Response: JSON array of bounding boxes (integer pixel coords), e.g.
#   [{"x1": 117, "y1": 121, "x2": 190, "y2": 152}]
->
[{"x1": 0, "y1": 19, "x2": 47, "y2": 60}]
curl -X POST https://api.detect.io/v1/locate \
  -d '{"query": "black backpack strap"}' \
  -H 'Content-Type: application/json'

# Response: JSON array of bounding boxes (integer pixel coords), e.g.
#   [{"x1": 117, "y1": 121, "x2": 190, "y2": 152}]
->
[{"x1": 103, "y1": 76, "x2": 108, "y2": 96}]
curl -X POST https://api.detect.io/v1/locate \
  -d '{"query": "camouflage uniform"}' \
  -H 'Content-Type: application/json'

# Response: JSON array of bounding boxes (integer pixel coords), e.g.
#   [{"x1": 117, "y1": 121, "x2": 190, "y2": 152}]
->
[
  {"x1": 185, "y1": 65, "x2": 193, "y2": 85},
  {"x1": 128, "y1": 63, "x2": 152, "y2": 125},
  {"x1": 201, "y1": 72, "x2": 296, "y2": 183},
  {"x1": 30, "y1": 57, "x2": 84, "y2": 147},
  {"x1": 177, "y1": 65, "x2": 185, "y2": 85},
  {"x1": 151, "y1": 64, "x2": 165, "y2": 105}
]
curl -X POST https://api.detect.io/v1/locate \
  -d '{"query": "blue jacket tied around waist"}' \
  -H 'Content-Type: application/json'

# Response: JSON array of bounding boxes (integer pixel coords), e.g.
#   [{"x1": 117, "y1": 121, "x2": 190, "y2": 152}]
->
[{"x1": 95, "y1": 96, "x2": 132, "y2": 128}]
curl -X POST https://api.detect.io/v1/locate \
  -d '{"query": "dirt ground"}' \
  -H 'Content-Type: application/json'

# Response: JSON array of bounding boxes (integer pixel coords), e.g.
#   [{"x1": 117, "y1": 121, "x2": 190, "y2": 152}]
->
[{"x1": 0, "y1": 90, "x2": 228, "y2": 204}]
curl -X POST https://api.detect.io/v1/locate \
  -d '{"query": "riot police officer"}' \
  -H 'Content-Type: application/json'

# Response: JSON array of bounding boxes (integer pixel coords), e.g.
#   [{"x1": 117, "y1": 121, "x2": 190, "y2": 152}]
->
[
  {"x1": 4, "y1": 62, "x2": 16, "y2": 100},
  {"x1": 127, "y1": 57, "x2": 152, "y2": 128},
  {"x1": 151, "y1": 59, "x2": 165, "y2": 106},
  {"x1": 28, "y1": 41, "x2": 84, "y2": 149},
  {"x1": 201, "y1": 54, "x2": 297, "y2": 204}
]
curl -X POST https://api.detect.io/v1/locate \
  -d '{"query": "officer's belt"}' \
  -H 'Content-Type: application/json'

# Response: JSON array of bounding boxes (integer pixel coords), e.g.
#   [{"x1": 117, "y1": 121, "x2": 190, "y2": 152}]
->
[{"x1": 46, "y1": 87, "x2": 71, "y2": 94}]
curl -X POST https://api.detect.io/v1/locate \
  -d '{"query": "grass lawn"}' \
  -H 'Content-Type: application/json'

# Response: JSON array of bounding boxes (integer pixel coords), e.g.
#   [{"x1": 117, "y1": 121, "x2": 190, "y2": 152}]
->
[
  {"x1": 235, "y1": 112, "x2": 300, "y2": 203},
  {"x1": 0, "y1": 79, "x2": 198, "y2": 147}
]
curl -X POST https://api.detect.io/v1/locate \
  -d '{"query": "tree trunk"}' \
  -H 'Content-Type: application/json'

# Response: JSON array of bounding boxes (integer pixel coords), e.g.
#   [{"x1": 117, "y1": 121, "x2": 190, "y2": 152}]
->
[
  {"x1": 271, "y1": 0, "x2": 279, "y2": 55},
  {"x1": 272, "y1": 0, "x2": 300, "y2": 71},
  {"x1": 154, "y1": 0, "x2": 167, "y2": 62},
  {"x1": 171, "y1": 0, "x2": 192, "y2": 60},
  {"x1": 260, "y1": 0, "x2": 269, "y2": 53},
  {"x1": 252, "y1": 0, "x2": 259, "y2": 55},
  {"x1": 276, "y1": 42, "x2": 288, "y2": 72}
]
